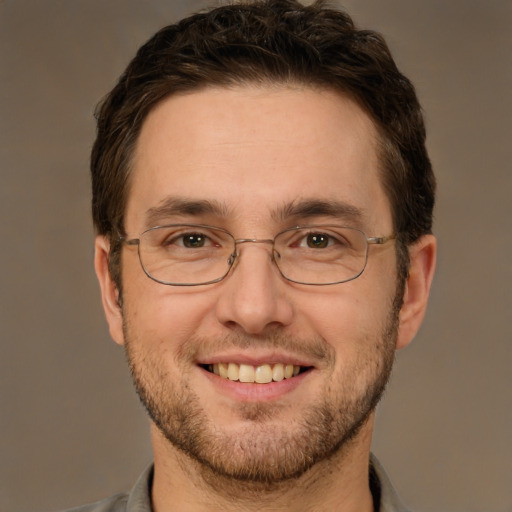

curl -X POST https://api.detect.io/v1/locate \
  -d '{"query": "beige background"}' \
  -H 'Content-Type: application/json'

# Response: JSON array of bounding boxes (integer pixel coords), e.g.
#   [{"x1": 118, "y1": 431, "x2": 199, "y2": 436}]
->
[{"x1": 1, "y1": 1, "x2": 511, "y2": 511}]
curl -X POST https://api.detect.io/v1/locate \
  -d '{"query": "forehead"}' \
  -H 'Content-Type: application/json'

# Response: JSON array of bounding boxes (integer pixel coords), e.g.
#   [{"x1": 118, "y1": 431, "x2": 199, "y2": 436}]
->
[{"x1": 126, "y1": 85, "x2": 392, "y2": 234}]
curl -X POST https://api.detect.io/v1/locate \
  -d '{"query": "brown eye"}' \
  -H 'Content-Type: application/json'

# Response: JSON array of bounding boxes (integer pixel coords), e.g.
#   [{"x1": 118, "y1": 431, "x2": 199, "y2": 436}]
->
[
  {"x1": 182, "y1": 233, "x2": 207, "y2": 248},
  {"x1": 306, "y1": 233, "x2": 330, "y2": 248}
]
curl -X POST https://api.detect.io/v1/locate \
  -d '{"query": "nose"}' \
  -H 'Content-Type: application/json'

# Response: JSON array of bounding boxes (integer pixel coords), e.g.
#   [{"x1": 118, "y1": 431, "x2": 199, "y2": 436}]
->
[{"x1": 214, "y1": 242, "x2": 294, "y2": 335}]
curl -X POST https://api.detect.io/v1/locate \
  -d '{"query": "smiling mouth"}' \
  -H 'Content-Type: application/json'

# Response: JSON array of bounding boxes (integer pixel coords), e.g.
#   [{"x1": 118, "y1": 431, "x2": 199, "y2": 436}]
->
[{"x1": 202, "y1": 362, "x2": 312, "y2": 384}]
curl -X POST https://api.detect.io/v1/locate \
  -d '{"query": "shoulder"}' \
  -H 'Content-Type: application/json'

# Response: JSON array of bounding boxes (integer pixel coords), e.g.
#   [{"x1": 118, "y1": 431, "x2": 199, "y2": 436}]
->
[{"x1": 60, "y1": 493, "x2": 128, "y2": 512}]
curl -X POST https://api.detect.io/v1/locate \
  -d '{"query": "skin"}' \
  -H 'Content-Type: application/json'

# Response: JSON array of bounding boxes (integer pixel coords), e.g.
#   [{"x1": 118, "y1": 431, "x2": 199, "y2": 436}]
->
[{"x1": 95, "y1": 85, "x2": 436, "y2": 512}]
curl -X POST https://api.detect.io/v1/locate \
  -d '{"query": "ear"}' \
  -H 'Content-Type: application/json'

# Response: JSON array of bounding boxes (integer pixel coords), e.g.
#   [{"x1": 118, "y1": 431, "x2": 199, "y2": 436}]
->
[
  {"x1": 94, "y1": 235, "x2": 125, "y2": 346},
  {"x1": 396, "y1": 234, "x2": 437, "y2": 350}
]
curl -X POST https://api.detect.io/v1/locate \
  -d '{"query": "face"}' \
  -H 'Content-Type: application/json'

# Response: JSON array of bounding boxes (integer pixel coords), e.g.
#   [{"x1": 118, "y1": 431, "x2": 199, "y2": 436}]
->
[{"x1": 99, "y1": 85, "x2": 407, "y2": 483}]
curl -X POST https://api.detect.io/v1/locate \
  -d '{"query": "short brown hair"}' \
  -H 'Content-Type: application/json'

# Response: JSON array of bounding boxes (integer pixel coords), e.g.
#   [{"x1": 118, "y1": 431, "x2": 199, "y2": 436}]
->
[{"x1": 91, "y1": 0, "x2": 435, "y2": 286}]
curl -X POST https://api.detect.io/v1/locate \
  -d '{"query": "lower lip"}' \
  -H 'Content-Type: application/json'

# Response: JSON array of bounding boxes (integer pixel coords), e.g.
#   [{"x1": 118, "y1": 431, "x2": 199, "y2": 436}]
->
[{"x1": 200, "y1": 366, "x2": 311, "y2": 402}]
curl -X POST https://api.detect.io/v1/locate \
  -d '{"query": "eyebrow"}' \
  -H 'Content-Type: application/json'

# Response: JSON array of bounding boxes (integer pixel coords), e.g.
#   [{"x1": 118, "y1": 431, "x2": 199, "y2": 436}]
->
[
  {"x1": 144, "y1": 197, "x2": 232, "y2": 228},
  {"x1": 272, "y1": 199, "x2": 365, "y2": 225}
]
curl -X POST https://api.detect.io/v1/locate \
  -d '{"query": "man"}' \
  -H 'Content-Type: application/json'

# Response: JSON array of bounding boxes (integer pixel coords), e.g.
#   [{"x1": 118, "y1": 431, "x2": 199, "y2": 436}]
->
[{"x1": 82, "y1": 0, "x2": 436, "y2": 511}]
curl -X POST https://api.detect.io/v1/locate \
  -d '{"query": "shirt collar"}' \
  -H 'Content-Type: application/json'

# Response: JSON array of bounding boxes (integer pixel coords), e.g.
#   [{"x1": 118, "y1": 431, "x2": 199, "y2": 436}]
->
[
  {"x1": 370, "y1": 453, "x2": 411, "y2": 512},
  {"x1": 126, "y1": 464, "x2": 153, "y2": 512}
]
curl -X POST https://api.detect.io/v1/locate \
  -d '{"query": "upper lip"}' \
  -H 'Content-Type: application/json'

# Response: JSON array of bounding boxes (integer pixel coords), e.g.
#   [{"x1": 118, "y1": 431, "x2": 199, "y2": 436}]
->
[{"x1": 195, "y1": 351, "x2": 317, "y2": 368}]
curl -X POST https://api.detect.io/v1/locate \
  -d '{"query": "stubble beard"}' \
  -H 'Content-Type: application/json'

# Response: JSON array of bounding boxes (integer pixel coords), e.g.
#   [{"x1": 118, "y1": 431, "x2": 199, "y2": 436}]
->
[{"x1": 122, "y1": 294, "x2": 400, "y2": 487}]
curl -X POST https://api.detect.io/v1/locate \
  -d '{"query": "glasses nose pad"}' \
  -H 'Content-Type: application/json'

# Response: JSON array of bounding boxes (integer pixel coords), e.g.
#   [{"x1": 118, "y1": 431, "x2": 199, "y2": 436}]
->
[
  {"x1": 272, "y1": 249, "x2": 283, "y2": 271},
  {"x1": 227, "y1": 252, "x2": 238, "y2": 267}
]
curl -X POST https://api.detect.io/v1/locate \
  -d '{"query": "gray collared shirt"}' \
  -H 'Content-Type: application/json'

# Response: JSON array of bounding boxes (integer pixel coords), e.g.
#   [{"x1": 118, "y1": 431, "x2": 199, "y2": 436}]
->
[{"x1": 63, "y1": 454, "x2": 410, "y2": 512}]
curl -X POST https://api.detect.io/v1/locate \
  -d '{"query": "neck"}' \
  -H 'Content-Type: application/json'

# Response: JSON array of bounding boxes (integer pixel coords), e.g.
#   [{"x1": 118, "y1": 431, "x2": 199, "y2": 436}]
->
[{"x1": 150, "y1": 417, "x2": 376, "y2": 512}]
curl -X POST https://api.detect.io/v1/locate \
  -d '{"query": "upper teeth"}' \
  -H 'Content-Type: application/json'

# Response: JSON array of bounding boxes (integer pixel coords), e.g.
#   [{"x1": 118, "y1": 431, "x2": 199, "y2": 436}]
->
[{"x1": 211, "y1": 363, "x2": 301, "y2": 383}]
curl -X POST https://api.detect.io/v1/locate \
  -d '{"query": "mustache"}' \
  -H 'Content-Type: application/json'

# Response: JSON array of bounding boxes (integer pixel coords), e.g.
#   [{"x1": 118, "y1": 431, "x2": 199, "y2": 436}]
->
[{"x1": 177, "y1": 331, "x2": 335, "y2": 365}]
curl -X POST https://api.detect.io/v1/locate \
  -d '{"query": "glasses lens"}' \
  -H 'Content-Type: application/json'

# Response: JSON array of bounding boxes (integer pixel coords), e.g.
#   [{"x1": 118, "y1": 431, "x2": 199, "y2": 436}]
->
[
  {"x1": 275, "y1": 226, "x2": 368, "y2": 284},
  {"x1": 139, "y1": 225, "x2": 234, "y2": 285}
]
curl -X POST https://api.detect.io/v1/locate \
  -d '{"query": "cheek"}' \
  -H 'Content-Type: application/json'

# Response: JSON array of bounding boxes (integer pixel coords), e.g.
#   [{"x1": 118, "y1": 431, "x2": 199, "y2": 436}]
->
[
  {"x1": 294, "y1": 280, "x2": 395, "y2": 358},
  {"x1": 303, "y1": 294, "x2": 395, "y2": 398},
  {"x1": 296, "y1": 282, "x2": 385, "y2": 332},
  {"x1": 121, "y1": 259, "x2": 222, "y2": 350}
]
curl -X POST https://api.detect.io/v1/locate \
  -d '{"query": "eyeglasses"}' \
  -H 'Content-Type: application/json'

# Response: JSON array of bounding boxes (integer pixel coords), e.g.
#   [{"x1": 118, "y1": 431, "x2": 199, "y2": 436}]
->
[{"x1": 121, "y1": 224, "x2": 395, "y2": 286}]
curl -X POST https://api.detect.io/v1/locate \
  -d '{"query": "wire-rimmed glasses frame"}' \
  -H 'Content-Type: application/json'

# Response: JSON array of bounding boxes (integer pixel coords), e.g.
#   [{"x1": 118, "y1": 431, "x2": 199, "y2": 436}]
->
[{"x1": 120, "y1": 223, "x2": 396, "y2": 286}]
